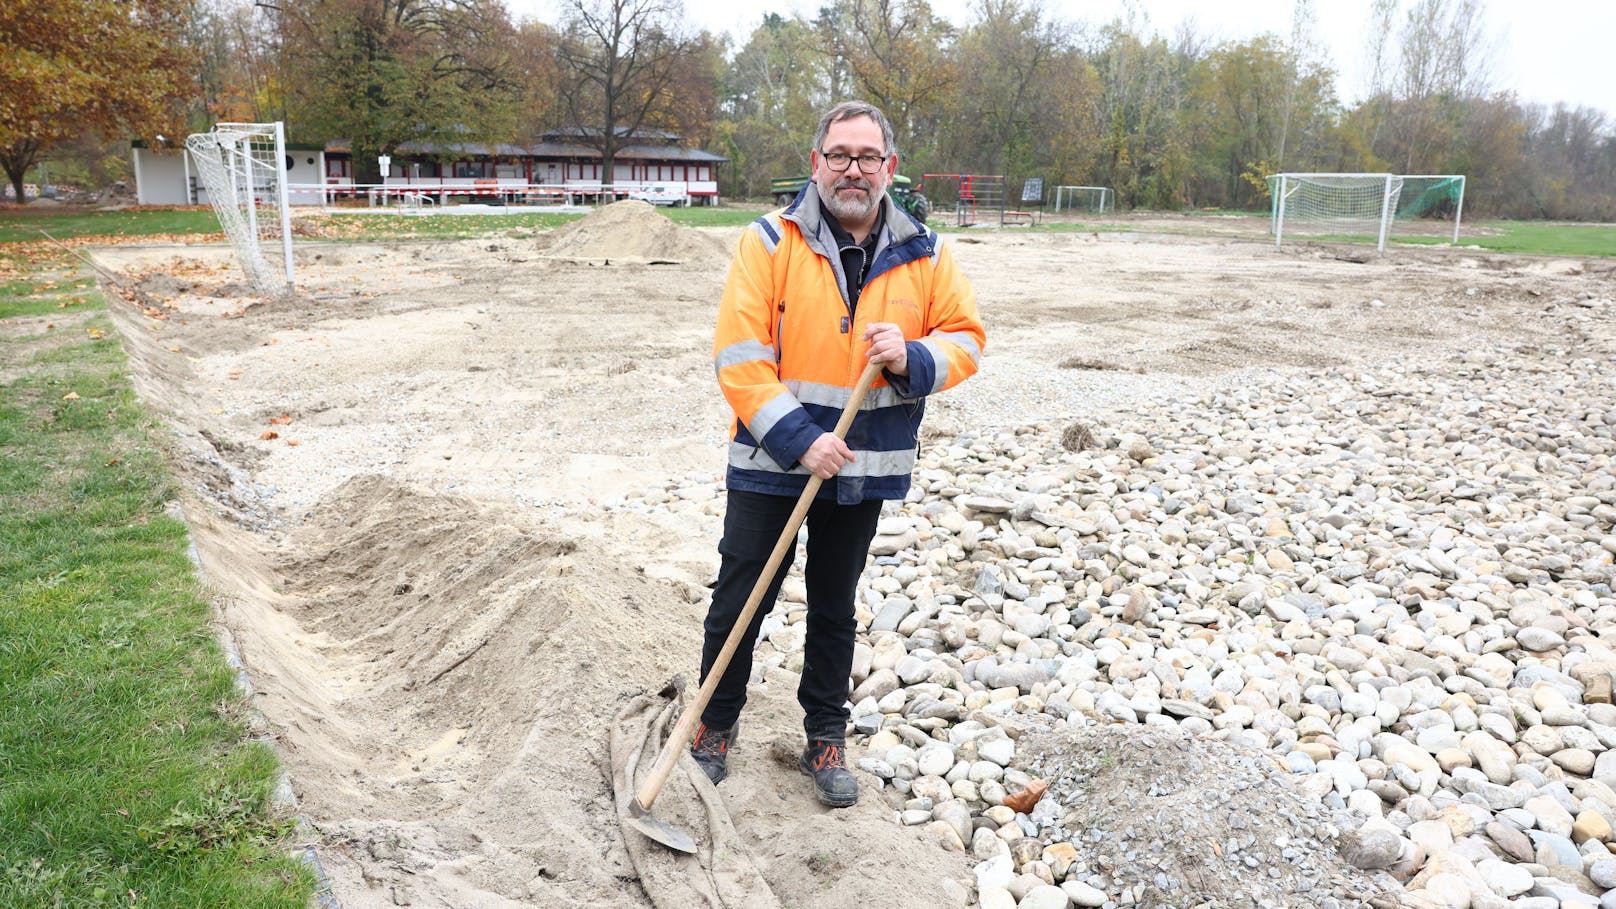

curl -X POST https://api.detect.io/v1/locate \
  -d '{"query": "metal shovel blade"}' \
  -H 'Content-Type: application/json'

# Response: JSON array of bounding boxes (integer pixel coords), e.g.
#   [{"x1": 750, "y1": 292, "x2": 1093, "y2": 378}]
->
[{"x1": 626, "y1": 798, "x2": 697, "y2": 854}]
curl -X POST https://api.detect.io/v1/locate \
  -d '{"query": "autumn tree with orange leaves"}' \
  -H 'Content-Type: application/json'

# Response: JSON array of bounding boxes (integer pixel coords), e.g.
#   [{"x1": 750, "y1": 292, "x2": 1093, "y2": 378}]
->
[{"x1": 0, "y1": 0, "x2": 197, "y2": 204}]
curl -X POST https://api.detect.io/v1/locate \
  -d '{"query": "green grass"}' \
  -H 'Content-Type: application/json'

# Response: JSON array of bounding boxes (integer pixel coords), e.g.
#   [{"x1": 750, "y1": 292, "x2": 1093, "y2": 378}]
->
[
  {"x1": 0, "y1": 269, "x2": 314, "y2": 907},
  {"x1": 661, "y1": 206, "x2": 764, "y2": 229},
  {"x1": 1399, "y1": 220, "x2": 1616, "y2": 257},
  {"x1": 317, "y1": 204, "x2": 760, "y2": 238},
  {"x1": 319, "y1": 209, "x2": 581, "y2": 239},
  {"x1": 0, "y1": 209, "x2": 223, "y2": 243},
  {"x1": 1023, "y1": 220, "x2": 1134, "y2": 234},
  {"x1": 0, "y1": 277, "x2": 98, "y2": 319}
]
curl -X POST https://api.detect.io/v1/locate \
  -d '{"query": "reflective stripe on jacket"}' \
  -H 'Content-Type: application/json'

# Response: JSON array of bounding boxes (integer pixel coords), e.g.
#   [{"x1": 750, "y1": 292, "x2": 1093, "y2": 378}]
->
[{"x1": 714, "y1": 184, "x2": 985, "y2": 504}]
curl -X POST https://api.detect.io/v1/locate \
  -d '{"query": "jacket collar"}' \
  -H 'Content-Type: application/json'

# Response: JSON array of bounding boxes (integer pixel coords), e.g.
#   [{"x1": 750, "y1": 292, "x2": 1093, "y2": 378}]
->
[{"x1": 785, "y1": 181, "x2": 923, "y2": 263}]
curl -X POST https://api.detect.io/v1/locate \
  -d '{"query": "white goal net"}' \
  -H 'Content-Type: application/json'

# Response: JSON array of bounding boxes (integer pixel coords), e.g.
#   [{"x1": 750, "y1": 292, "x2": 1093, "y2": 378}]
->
[
  {"x1": 1267, "y1": 173, "x2": 1466, "y2": 252},
  {"x1": 185, "y1": 122, "x2": 295, "y2": 297}
]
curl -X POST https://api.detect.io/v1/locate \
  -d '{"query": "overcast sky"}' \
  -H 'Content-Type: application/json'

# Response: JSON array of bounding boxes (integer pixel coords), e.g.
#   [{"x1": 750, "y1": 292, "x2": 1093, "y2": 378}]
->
[{"x1": 504, "y1": 0, "x2": 1616, "y2": 119}]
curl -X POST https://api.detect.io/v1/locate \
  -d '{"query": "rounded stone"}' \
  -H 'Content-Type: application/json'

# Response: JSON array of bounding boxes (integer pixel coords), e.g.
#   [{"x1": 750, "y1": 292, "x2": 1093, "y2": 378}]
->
[
  {"x1": 1017, "y1": 884, "x2": 1069, "y2": 909},
  {"x1": 1060, "y1": 879, "x2": 1107, "y2": 907},
  {"x1": 1476, "y1": 858, "x2": 1533, "y2": 897}
]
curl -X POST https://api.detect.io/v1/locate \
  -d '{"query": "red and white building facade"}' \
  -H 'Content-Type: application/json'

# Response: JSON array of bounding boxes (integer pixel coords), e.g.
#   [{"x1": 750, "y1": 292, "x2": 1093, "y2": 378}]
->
[
  {"x1": 321, "y1": 128, "x2": 727, "y2": 204},
  {"x1": 133, "y1": 127, "x2": 727, "y2": 207}
]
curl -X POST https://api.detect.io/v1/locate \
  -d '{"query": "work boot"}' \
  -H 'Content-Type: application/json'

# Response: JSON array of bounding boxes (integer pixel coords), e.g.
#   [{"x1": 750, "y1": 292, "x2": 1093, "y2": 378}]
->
[
  {"x1": 689, "y1": 721, "x2": 736, "y2": 785},
  {"x1": 800, "y1": 740, "x2": 858, "y2": 807}
]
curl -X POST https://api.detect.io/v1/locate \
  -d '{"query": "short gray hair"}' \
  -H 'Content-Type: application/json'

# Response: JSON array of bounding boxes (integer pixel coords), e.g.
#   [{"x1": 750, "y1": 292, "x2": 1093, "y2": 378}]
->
[{"x1": 813, "y1": 101, "x2": 897, "y2": 158}]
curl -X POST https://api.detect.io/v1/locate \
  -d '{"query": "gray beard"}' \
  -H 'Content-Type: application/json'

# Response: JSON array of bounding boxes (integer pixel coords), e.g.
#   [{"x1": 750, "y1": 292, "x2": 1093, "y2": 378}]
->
[{"x1": 817, "y1": 178, "x2": 881, "y2": 223}]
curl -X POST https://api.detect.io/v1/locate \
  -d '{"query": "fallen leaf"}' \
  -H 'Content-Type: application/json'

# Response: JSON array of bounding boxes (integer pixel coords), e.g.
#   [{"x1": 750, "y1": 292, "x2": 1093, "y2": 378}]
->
[
  {"x1": 269, "y1": 413, "x2": 293, "y2": 425},
  {"x1": 116, "y1": 808, "x2": 129, "y2": 817},
  {"x1": 286, "y1": 439, "x2": 300, "y2": 447},
  {"x1": 106, "y1": 458, "x2": 122, "y2": 467},
  {"x1": 1000, "y1": 778, "x2": 1047, "y2": 813},
  {"x1": 167, "y1": 347, "x2": 181, "y2": 353},
  {"x1": 62, "y1": 392, "x2": 80, "y2": 401},
  {"x1": 260, "y1": 430, "x2": 279, "y2": 440}
]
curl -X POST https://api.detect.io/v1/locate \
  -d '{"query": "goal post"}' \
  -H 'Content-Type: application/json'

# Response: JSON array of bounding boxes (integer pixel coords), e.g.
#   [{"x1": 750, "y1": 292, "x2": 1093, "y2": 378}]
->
[
  {"x1": 185, "y1": 122, "x2": 295, "y2": 298},
  {"x1": 1268, "y1": 172, "x2": 1467, "y2": 252},
  {"x1": 1052, "y1": 185, "x2": 1113, "y2": 213}
]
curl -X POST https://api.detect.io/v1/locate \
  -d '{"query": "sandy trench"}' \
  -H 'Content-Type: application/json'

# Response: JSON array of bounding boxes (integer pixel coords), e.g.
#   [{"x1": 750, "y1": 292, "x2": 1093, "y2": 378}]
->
[{"x1": 91, "y1": 205, "x2": 1614, "y2": 908}]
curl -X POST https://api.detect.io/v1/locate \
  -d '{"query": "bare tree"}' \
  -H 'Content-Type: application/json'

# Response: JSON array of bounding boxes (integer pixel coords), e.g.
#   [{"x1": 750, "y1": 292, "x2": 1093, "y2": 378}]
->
[
  {"x1": 1364, "y1": 0, "x2": 1499, "y2": 171},
  {"x1": 1274, "y1": 0, "x2": 1319, "y2": 170},
  {"x1": 812, "y1": 0, "x2": 958, "y2": 157},
  {"x1": 1396, "y1": 0, "x2": 1494, "y2": 101},
  {"x1": 555, "y1": 0, "x2": 693, "y2": 178}
]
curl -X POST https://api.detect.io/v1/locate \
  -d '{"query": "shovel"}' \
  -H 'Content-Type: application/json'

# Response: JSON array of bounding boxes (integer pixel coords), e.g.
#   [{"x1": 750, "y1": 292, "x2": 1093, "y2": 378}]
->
[{"x1": 626, "y1": 360, "x2": 885, "y2": 854}]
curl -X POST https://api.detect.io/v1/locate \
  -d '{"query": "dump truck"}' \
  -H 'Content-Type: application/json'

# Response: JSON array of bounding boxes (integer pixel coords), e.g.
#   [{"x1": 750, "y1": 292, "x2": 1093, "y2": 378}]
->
[{"x1": 768, "y1": 173, "x2": 931, "y2": 223}]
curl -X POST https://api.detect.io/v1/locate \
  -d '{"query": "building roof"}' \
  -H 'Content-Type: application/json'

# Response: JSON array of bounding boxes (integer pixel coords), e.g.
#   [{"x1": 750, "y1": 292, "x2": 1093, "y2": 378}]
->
[{"x1": 544, "y1": 126, "x2": 682, "y2": 141}]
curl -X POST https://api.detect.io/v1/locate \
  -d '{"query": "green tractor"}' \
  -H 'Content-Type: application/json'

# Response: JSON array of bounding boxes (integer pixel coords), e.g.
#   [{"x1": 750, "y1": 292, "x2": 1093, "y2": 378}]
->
[{"x1": 768, "y1": 174, "x2": 932, "y2": 224}]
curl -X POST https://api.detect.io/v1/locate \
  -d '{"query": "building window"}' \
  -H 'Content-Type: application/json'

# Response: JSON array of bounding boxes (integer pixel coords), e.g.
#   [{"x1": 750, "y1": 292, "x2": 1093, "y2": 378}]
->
[{"x1": 453, "y1": 161, "x2": 489, "y2": 178}]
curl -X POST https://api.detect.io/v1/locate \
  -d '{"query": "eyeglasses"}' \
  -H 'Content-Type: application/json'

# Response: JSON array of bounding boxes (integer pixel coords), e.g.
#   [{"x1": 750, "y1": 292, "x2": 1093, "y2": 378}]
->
[{"x1": 820, "y1": 151, "x2": 887, "y2": 174}]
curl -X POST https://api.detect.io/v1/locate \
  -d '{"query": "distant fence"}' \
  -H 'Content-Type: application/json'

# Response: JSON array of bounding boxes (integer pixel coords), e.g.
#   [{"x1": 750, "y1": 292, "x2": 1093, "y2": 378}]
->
[{"x1": 284, "y1": 179, "x2": 720, "y2": 207}]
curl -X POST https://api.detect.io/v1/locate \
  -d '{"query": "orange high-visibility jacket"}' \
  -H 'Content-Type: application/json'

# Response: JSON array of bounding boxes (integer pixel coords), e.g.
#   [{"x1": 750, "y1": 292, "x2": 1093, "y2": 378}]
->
[{"x1": 714, "y1": 186, "x2": 985, "y2": 504}]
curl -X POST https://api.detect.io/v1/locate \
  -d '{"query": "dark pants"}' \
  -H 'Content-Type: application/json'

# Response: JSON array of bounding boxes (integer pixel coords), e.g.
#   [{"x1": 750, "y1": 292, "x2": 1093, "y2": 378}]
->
[{"x1": 699, "y1": 488, "x2": 882, "y2": 744}]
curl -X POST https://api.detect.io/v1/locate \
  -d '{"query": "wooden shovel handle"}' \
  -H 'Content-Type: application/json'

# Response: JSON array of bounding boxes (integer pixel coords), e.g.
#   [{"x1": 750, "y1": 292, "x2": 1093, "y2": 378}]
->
[{"x1": 634, "y1": 360, "x2": 885, "y2": 810}]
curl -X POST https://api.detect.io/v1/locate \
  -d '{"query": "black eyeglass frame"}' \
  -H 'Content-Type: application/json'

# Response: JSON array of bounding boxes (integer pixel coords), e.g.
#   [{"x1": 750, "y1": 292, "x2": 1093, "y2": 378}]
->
[{"x1": 818, "y1": 150, "x2": 889, "y2": 174}]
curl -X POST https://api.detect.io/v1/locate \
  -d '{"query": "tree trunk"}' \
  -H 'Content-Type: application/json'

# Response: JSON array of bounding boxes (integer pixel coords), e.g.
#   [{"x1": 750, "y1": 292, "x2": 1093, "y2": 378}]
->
[
  {"x1": 352, "y1": 143, "x2": 382, "y2": 186},
  {"x1": 0, "y1": 140, "x2": 39, "y2": 205}
]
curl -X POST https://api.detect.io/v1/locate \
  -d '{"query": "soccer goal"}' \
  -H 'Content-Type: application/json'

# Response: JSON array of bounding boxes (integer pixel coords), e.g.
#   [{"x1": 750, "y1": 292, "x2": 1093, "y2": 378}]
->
[
  {"x1": 185, "y1": 122, "x2": 295, "y2": 298},
  {"x1": 1052, "y1": 185, "x2": 1114, "y2": 214},
  {"x1": 1267, "y1": 173, "x2": 1466, "y2": 253}
]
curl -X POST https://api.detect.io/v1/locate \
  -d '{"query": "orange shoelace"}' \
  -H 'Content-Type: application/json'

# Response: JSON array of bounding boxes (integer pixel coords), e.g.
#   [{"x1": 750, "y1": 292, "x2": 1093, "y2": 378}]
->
[
  {"x1": 694, "y1": 725, "x2": 727, "y2": 754},
  {"x1": 810, "y1": 744, "x2": 844, "y2": 770}
]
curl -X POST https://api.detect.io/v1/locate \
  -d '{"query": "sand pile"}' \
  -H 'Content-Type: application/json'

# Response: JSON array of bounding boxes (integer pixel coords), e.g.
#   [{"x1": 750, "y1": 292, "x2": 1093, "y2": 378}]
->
[
  {"x1": 536, "y1": 199, "x2": 731, "y2": 263},
  {"x1": 229, "y1": 474, "x2": 706, "y2": 906},
  {"x1": 208, "y1": 474, "x2": 965, "y2": 908}
]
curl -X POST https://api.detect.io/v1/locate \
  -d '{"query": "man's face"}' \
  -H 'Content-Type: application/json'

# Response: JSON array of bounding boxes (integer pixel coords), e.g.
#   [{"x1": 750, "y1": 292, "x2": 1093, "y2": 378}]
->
[{"x1": 811, "y1": 115, "x2": 897, "y2": 225}]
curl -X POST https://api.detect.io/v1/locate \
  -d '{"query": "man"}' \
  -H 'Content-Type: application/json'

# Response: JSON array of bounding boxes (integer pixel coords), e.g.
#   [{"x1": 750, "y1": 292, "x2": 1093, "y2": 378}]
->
[{"x1": 694, "y1": 100, "x2": 984, "y2": 808}]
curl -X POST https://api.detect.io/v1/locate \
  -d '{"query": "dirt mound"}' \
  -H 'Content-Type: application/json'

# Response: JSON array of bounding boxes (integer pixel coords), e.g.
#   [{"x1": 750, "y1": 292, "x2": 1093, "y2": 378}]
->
[
  {"x1": 235, "y1": 474, "x2": 703, "y2": 906},
  {"x1": 219, "y1": 474, "x2": 965, "y2": 908},
  {"x1": 1019, "y1": 724, "x2": 1408, "y2": 908},
  {"x1": 536, "y1": 199, "x2": 730, "y2": 263}
]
